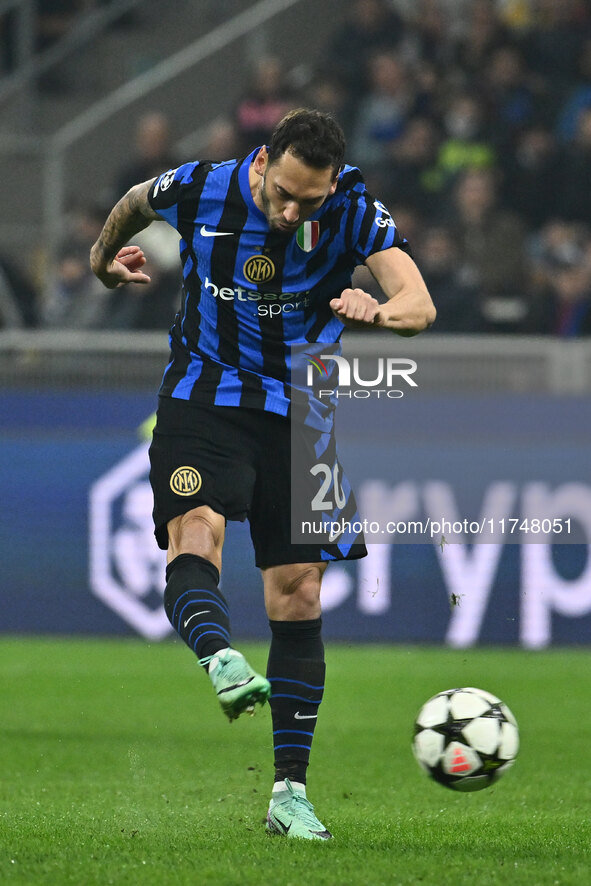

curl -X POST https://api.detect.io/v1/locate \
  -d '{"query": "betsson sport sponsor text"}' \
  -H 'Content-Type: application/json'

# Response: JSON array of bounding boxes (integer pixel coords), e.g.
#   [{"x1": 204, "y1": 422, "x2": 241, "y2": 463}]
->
[{"x1": 203, "y1": 277, "x2": 311, "y2": 316}]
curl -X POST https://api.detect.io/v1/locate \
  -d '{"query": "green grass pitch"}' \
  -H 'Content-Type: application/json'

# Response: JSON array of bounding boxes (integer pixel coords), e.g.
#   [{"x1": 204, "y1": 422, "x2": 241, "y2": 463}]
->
[{"x1": 1, "y1": 638, "x2": 589, "y2": 885}]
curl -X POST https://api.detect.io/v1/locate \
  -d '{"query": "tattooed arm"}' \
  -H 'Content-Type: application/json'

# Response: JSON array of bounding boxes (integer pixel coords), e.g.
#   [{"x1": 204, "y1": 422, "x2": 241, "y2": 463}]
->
[{"x1": 90, "y1": 179, "x2": 159, "y2": 288}]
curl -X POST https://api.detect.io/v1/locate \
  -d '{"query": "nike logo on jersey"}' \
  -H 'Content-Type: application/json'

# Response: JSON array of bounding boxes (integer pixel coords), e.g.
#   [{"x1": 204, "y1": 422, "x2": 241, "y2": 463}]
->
[
  {"x1": 294, "y1": 712, "x2": 318, "y2": 720},
  {"x1": 200, "y1": 225, "x2": 234, "y2": 238},
  {"x1": 183, "y1": 610, "x2": 210, "y2": 628}
]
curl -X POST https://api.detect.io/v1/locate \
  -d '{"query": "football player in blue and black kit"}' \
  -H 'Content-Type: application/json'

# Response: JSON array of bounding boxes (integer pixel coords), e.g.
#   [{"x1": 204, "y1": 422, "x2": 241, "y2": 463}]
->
[{"x1": 90, "y1": 109, "x2": 435, "y2": 840}]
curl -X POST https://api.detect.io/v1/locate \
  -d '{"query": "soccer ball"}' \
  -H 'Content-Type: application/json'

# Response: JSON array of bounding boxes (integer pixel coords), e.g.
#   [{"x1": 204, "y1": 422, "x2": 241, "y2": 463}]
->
[{"x1": 412, "y1": 687, "x2": 519, "y2": 792}]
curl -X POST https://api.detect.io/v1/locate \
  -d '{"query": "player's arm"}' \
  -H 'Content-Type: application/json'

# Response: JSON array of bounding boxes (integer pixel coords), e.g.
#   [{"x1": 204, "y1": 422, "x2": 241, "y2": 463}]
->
[
  {"x1": 90, "y1": 179, "x2": 159, "y2": 289},
  {"x1": 330, "y1": 247, "x2": 436, "y2": 337}
]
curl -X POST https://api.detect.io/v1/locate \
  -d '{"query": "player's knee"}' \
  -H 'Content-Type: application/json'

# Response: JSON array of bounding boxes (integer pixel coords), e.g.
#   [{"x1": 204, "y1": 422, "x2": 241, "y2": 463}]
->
[
  {"x1": 267, "y1": 564, "x2": 324, "y2": 620},
  {"x1": 167, "y1": 506, "x2": 224, "y2": 563}
]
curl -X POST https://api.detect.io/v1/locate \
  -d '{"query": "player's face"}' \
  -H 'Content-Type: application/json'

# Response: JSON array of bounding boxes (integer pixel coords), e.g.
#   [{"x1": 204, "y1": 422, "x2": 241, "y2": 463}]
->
[{"x1": 254, "y1": 148, "x2": 338, "y2": 234}]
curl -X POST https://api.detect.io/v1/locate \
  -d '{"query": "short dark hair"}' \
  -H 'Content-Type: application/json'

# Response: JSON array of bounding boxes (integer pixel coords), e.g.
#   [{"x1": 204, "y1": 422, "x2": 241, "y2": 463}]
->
[{"x1": 267, "y1": 108, "x2": 346, "y2": 177}]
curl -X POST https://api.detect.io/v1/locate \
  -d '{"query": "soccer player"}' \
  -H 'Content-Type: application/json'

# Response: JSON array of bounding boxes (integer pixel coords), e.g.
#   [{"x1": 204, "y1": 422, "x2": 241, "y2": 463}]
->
[{"x1": 90, "y1": 108, "x2": 435, "y2": 840}]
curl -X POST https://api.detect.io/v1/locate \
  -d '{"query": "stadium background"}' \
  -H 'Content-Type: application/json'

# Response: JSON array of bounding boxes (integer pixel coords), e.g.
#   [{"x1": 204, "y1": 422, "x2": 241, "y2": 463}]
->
[{"x1": 1, "y1": 0, "x2": 591, "y2": 647}]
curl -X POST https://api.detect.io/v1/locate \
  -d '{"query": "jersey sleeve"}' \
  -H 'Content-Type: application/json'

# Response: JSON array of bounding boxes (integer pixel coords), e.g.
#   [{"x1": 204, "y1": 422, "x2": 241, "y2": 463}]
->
[
  {"x1": 344, "y1": 177, "x2": 412, "y2": 264},
  {"x1": 148, "y1": 162, "x2": 204, "y2": 230}
]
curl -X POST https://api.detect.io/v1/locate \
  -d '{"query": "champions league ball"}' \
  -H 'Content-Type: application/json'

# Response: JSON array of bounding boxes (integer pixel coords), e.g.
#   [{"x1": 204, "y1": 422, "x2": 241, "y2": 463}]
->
[{"x1": 412, "y1": 687, "x2": 519, "y2": 792}]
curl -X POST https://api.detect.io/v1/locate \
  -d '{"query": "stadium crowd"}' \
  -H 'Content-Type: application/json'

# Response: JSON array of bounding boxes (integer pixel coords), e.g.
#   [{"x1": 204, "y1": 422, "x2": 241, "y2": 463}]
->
[{"x1": 4, "y1": 0, "x2": 591, "y2": 335}]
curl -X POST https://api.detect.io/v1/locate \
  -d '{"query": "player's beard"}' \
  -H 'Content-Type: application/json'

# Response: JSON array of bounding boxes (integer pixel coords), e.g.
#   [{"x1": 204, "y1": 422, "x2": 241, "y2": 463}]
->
[{"x1": 260, "y1": 174, "x2": 297, "y2": 236}]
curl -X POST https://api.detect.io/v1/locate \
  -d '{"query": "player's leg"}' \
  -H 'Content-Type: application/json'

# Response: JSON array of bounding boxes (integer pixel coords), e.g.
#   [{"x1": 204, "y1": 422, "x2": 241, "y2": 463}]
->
[
  {"x1": 164, "y1": 506, "x2": 270, "y2": 720},
  {"x1": 149, "y1": 399, "x2": 270, "y2": 720},
  {"x1": 263, "y1": 561, "x2": 326, "y2": 787},
  {"x1": 164, "y1": 504, "x2": 229, "y2": 661},
  {"x1": 248, "y1": 412, "x2": 366, "y2": 838},
  {"x1": 262, "y1": 561, "x2": 332, "y2": 840}
]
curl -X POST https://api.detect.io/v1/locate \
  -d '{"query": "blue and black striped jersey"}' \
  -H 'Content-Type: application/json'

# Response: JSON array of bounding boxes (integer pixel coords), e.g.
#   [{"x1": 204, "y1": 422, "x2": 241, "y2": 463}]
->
[{"x1": 148, "y1": 147, "x2": 410, "y2": 429}]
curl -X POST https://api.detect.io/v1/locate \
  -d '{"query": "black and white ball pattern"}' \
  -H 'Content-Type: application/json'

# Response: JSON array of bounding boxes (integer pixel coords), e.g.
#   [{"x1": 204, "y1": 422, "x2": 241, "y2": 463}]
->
[{"x1": 412, "y1": 687, "x2": 519, "y2": 792}]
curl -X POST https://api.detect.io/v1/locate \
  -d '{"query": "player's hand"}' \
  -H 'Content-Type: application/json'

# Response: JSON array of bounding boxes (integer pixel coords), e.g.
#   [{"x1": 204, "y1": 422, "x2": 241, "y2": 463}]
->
[
  {"x1": 92, "y1": 245, "x2": 151, "y2": 289},
  {"x1": 330, "y1": 288, "x2": 383, "y2": 329},
  {"x1": 116, "y1": 245, "x2": 148, "y2": 274}
]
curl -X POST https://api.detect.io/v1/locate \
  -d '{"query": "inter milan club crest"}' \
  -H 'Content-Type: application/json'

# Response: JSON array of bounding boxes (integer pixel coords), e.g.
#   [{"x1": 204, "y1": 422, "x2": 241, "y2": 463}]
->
[
  {"x1": 244, "y1": 254, "x2": 275, "y2": 284},
  {"x1": 169, "y1": 466, "x2": 202, "y2": 496},
  {"x1": 296, "y1": 221, "x2": 319, "y2": 252}
]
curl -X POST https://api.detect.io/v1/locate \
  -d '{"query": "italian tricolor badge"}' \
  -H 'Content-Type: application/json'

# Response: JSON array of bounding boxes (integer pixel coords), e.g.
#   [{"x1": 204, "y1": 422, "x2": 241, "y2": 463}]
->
[{"x1": 296, "y1": 220, "x2": 319, "y2": 252}]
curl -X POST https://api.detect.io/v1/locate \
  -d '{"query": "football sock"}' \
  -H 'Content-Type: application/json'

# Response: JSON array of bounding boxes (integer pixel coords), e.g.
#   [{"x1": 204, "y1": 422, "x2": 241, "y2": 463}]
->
[
  {"x1": 272, "y1": 779, "x2": 306, "y2": 796},
  {"x1": 164, "y1": 553, "x2": 231, "y2": 662},
  {"x1": 267, "y1": 618, "x2": 325, "y2": 786}
]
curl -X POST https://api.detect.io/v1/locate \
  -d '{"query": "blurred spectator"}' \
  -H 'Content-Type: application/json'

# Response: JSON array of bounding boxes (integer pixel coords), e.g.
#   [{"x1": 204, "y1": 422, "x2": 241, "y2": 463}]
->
[
  {"x1": 305, "y1": 69, "x2": 354, "y2": 140},
  {"x1": 233, "y1": 56, "x2": 295, "y2": 153},
  {"x1": 451, "y1": 0, "x2": 512, "y2": 79},
  {"x1": 350, "y1": 52, "x2": 413, "y2": 166},
  {"x1": 0, "y1": 256, "x2": 39, "y2": 328},
  {"x1": 410, "y1": 58, "x2": 445, "y2": 120},
  {"x1": 103, "y1": 262, "x2": 181, "y2": 331},
  {"x1": 388, "y1": 204, "x2": 424, "y2": 249},
  {"x1": 417, "y1": 0, "x2": 473, "y2": 35},
  {"x1": 200, "y1": 117, "x2": 240, "y2": 161},
  {"x1": 525, "y1": 221, "x2": 591, "y2": 336},
  {"x1": 405, "y1": 0, "x2": 454, "y2": 67},
  {"x1": 556, "y1": 37, "x2": 591, "y2": 143},
  {"x1": 448, "y1": 167, "x2": 528, "y2": 331},
  {"x1": 328, "y1": 0, "x2": 406, "y2": 99},
  {"x1": 38, "y1": 202, "x2": 103, "y2": 327},
  {"x1": 42, "y1": 245, "x2": 109, "y2": 328},
  {"x1": 40, "y1": 201, "x2": 134, "y2": 328},
  {"x1": 66, "y1": 202, "x2": 107, "y2": 250},
  {"x1": 42, "y1": 243, "x2": 180, "y2": 331},
  {"x1": 115, "y1": 112, "x2": 179, "y2": 199},
  {"x1": 378, "y1": 116, "x2": 442, "y2": 217},
  {"x1": 556, "y1": 107, "x2": 591, "y2": 223},
  {"x1": 108, "y1": 108, "x2": 179, "y2": 327},
  {"x1": 480, "y1": 45, "x2": 539, "y2": 158},
  {"x1": 430, "y1": 92, "x2": 496, "y2": 195},
  {"x1": 496, "y1": 0, "x2": 536, "y2": 33},
  {"x1": 128, "y1": 223, "x2": 182, "y2": 329},
  {"x1": 526, "y1": 218, "x2": 589, "y2": 289},
  {"x1": 414, "y1": 226, "x2": 482, "y2": 332},
  {"x1": 547, "y1": 264, "x2": 591, "y2": 336},
  {"x1": 502, "y1": 124, "x2": 561, "y2": 227},
  {"x1": 522, "y1": 0, "x2": 590, "y2": 100}
]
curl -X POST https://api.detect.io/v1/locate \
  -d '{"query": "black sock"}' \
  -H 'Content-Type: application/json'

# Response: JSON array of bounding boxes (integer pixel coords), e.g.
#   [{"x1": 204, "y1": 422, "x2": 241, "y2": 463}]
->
[
  {"x1": 164, "y1": 553, "x2": 231, "y2": 661},
  {"x1": 267, "y1": 618, "x2": 325, "y2": 786}
]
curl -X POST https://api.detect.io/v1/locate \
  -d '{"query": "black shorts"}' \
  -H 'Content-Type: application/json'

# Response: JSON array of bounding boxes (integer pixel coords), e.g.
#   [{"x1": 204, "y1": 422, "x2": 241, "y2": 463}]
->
[{"x1": 148, "y1": 396, "x2": 367, "y2": 568}]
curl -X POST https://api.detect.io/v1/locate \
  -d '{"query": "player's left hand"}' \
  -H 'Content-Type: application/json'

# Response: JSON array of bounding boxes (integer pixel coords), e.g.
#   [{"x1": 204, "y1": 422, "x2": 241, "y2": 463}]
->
[{"x1": 330, "y1": 288, "x2": 384, "y2": 329}]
